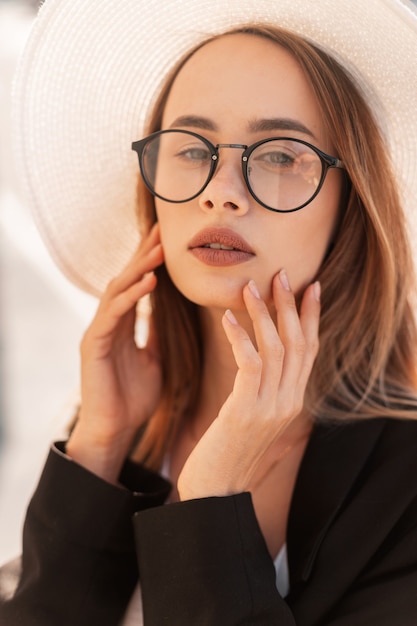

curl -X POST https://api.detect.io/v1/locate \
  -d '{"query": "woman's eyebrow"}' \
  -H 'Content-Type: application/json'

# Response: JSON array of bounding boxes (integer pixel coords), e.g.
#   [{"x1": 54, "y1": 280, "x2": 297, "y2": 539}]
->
[
  {"x1": 248, "y1": 117, "x2": 316, "y2": 139},
  {"x1": 169, "y1": 115, "x2": 218, "y2": 131},
  {"x1": 169, "y1": 115, "x2": 316, "y2": 139}
]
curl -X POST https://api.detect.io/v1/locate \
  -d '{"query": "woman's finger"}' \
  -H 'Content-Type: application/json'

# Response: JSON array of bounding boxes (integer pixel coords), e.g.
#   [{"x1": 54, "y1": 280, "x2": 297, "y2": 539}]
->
[
  {"x1": 139, "y1": 222, "x2": 161, "y2": 253},
  {"x1": 221, "y1": 309, "x2": 262, "y2": 402},
  {"x1": 104, "y1": 224, "x2": 163, "y2": 298},
  {"x1": 271, "y1": 270, "x2": 309, "y2": 392},
  {"x1": 296, "y1": 281, "x2": 321, "y2": 391},
  {"x1": 86, "y1": 272, "x2": 158, "y2": 347},
  {"x1": 241, "y1": 280, "x2": 285, "y2": 396}
]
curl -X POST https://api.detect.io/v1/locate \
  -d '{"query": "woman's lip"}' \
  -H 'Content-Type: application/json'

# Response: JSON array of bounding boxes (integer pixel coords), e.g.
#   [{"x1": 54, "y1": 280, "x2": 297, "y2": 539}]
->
[
  {"x1": 188, "y1": 227, "x2": 255, "y2": 254},
  {"x1": 190, "y1": 247, "x2": 254, "y2": 266}
]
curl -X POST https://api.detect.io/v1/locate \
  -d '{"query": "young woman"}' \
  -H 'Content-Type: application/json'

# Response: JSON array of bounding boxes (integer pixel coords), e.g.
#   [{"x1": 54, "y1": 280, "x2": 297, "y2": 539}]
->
[{"x1": 1, "y1": 0, "x2": 417, "y2": 624}]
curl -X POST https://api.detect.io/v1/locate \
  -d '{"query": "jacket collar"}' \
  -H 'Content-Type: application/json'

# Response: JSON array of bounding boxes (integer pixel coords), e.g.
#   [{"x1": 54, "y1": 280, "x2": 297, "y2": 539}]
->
[{"x1": 287, "y1": 417, "x2": 386, "y2": 587}]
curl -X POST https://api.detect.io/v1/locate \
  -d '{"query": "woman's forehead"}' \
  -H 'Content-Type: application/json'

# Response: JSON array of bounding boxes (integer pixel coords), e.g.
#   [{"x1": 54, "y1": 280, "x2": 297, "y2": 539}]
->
[
  {"x1": 162, "y1": 33, "x2": 326, "y2": 145},
  {"x1": 168, "y1": 32, "x2": 301, "y2": 90}
]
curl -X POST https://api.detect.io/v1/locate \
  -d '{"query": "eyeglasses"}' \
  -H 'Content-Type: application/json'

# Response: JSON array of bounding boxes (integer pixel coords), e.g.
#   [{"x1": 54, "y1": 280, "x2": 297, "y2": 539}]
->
[{"x1": 131, "y1": 129, "x2": 346, "y2": 213}]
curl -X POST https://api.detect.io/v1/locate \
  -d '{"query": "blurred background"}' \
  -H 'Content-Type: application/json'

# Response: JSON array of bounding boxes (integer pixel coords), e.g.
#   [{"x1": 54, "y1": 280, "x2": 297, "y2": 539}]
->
[
  {"x1": 1, "y1": 0, "x2": 417, "y2": 564},
  {"x1": 0, "y1": 0, "x2": 96, "y2": 562}
]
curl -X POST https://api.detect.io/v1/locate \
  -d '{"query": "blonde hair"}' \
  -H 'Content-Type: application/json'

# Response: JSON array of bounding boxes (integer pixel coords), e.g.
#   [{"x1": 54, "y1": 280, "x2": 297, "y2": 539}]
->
[{"x1": 133, "y1": 25, "x2": 417, "y2": 470}]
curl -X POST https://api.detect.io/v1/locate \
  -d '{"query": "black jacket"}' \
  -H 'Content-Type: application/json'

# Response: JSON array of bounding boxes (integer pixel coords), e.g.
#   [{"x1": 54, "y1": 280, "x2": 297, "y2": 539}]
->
[{"x1": 1, "y1": 417, "x2": 417, "y2": 625}]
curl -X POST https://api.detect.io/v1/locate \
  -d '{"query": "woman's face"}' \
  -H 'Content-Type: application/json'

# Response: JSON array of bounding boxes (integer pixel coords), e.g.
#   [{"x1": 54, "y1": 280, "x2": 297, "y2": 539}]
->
[{"x1": 155, "y1": 33, "x2": 343, "y2": 311}]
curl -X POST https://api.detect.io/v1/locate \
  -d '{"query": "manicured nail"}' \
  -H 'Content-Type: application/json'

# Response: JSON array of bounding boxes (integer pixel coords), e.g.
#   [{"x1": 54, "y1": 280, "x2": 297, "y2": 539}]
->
[
  {"x1": 248, "y1": 279, "x2": 261, "y2": 299},
  {"x1": 279, "y1": 269, "x2": 291, "y2": 291},
  {"x1": 224, "y1": 309, "x2": 238, "y2": 325},
  {"x1": 314, "y1": 281, "x2": 321, "y2": 302}
]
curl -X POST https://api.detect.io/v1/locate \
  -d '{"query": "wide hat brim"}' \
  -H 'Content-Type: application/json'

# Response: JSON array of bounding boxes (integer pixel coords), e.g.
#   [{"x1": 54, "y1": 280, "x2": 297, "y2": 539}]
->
[{"x1": 12, "y1": 0, "x2": 417, "y2": 296}]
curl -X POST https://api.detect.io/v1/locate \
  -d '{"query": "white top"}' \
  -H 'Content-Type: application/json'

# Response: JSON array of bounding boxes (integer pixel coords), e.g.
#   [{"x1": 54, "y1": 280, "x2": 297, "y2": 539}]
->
[{"x1": 121, "y1": 457, "x2": 290, "y2": 624}]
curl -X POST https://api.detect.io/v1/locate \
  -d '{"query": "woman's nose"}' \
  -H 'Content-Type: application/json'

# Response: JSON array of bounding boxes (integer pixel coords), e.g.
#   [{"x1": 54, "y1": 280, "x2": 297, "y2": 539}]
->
[{"x1": 198, "y1": 150, "x2": 250, "y2": 215}]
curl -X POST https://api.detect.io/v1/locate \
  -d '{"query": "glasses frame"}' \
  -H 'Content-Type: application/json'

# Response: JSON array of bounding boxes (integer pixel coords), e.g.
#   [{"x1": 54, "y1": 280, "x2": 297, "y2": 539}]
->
[{"x1": 132, "y1": 129, "x2": 346, "y2": 213}]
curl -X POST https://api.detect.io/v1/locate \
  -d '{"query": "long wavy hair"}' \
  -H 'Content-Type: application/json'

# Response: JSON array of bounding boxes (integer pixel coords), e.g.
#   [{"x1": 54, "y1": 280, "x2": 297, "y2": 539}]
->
[{"x1": 132, "y1": 25, "x2": 417, "y2": 470}]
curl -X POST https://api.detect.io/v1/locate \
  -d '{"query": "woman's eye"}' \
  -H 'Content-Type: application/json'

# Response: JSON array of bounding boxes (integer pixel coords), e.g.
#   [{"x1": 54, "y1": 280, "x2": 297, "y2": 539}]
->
[
  {"x1": 273, "y1": 152, "x2": 294, "y2": 166},
  {"x1": 175, "y1": 147, "x2": 211, "y2": 162},
  {"x1": 255, "y1": 150, "x2": 295, "y2": 167}
]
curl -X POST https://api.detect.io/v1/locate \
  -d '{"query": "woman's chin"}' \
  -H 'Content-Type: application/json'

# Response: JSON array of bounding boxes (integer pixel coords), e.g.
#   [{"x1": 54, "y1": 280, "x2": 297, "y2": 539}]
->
[
  {"x1": 174, "y1": 277, "x2": 272, "y2": 311},
  {"x1": 165, "y1": 261, "x2": 283, "y2": 310}
]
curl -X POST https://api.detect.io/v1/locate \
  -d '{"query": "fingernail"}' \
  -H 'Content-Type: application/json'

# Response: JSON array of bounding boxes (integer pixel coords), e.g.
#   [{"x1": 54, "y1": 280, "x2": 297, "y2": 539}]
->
[
  {"x1": 224, "y1": 309, "x2": 238, "y2": 325},
  {"x1": 314, "y1": 281, "x2": 321, "y2": 302},
  {"x1": 279, "y1": 269, "x2": 291, "y2": 291},
  {"x1": 248, "y1": 280, "x2": 261, "y2": 299}
]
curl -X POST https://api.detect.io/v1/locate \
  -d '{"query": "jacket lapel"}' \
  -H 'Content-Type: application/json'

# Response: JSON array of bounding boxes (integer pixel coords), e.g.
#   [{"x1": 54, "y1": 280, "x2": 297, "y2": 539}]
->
[{"x1": 287, "y1": 417, "x2": 386, "y2": 588}]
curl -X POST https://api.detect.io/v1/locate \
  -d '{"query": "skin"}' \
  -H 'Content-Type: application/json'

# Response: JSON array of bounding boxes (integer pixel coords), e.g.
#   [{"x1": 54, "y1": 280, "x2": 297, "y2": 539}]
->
[
  {"x1": 158, "y1": 33, "x2": 342, "y2": 313},
  {"x1": 67, "y1": 34, "x2": 342, "y2": 553}
]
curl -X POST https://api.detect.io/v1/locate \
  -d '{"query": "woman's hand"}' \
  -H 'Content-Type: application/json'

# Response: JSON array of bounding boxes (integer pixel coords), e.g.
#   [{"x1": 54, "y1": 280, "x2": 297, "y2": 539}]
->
[
  {"x1": 66, "y1": 224, "x2": 164, "y2": 483},
  {"x1": 177, "y1": 270, "x2": 321, "y2": 500}
]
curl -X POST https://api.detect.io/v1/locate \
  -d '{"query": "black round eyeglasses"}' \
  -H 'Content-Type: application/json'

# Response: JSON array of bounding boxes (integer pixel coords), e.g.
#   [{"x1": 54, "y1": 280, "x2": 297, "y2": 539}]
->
[{"x1": 131, "y1": 129, "x2": 346, "y2": 213}]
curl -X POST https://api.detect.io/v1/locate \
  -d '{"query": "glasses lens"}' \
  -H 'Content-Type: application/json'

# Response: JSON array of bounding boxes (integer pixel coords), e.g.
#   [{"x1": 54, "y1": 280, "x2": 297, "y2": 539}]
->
[
  {"x1": 247, "y1": 139, "x2": 323, "y2": 212},
  {"x1": 141, "y1": 131, "x2": 213, "y2": 202}
]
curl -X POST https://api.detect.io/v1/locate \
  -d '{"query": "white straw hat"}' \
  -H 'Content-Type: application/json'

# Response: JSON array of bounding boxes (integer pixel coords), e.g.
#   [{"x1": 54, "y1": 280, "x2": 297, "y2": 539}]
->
[{"x1": 12, "y1": 0, "x2": 417, "y2": 296}]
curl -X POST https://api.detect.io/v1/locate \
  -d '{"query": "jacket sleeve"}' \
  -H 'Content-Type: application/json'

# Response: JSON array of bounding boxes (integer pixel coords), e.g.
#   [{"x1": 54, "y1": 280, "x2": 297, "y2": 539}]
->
[
  {"x1": 134, "y1": 494, "x2": 296, "y2": 625},
  {"x1": 0, "y1": 442, "x2": 171, "y2": 626},
  {"x1": 133, "y1": 493, "x2": 417, "y2": 625}
]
